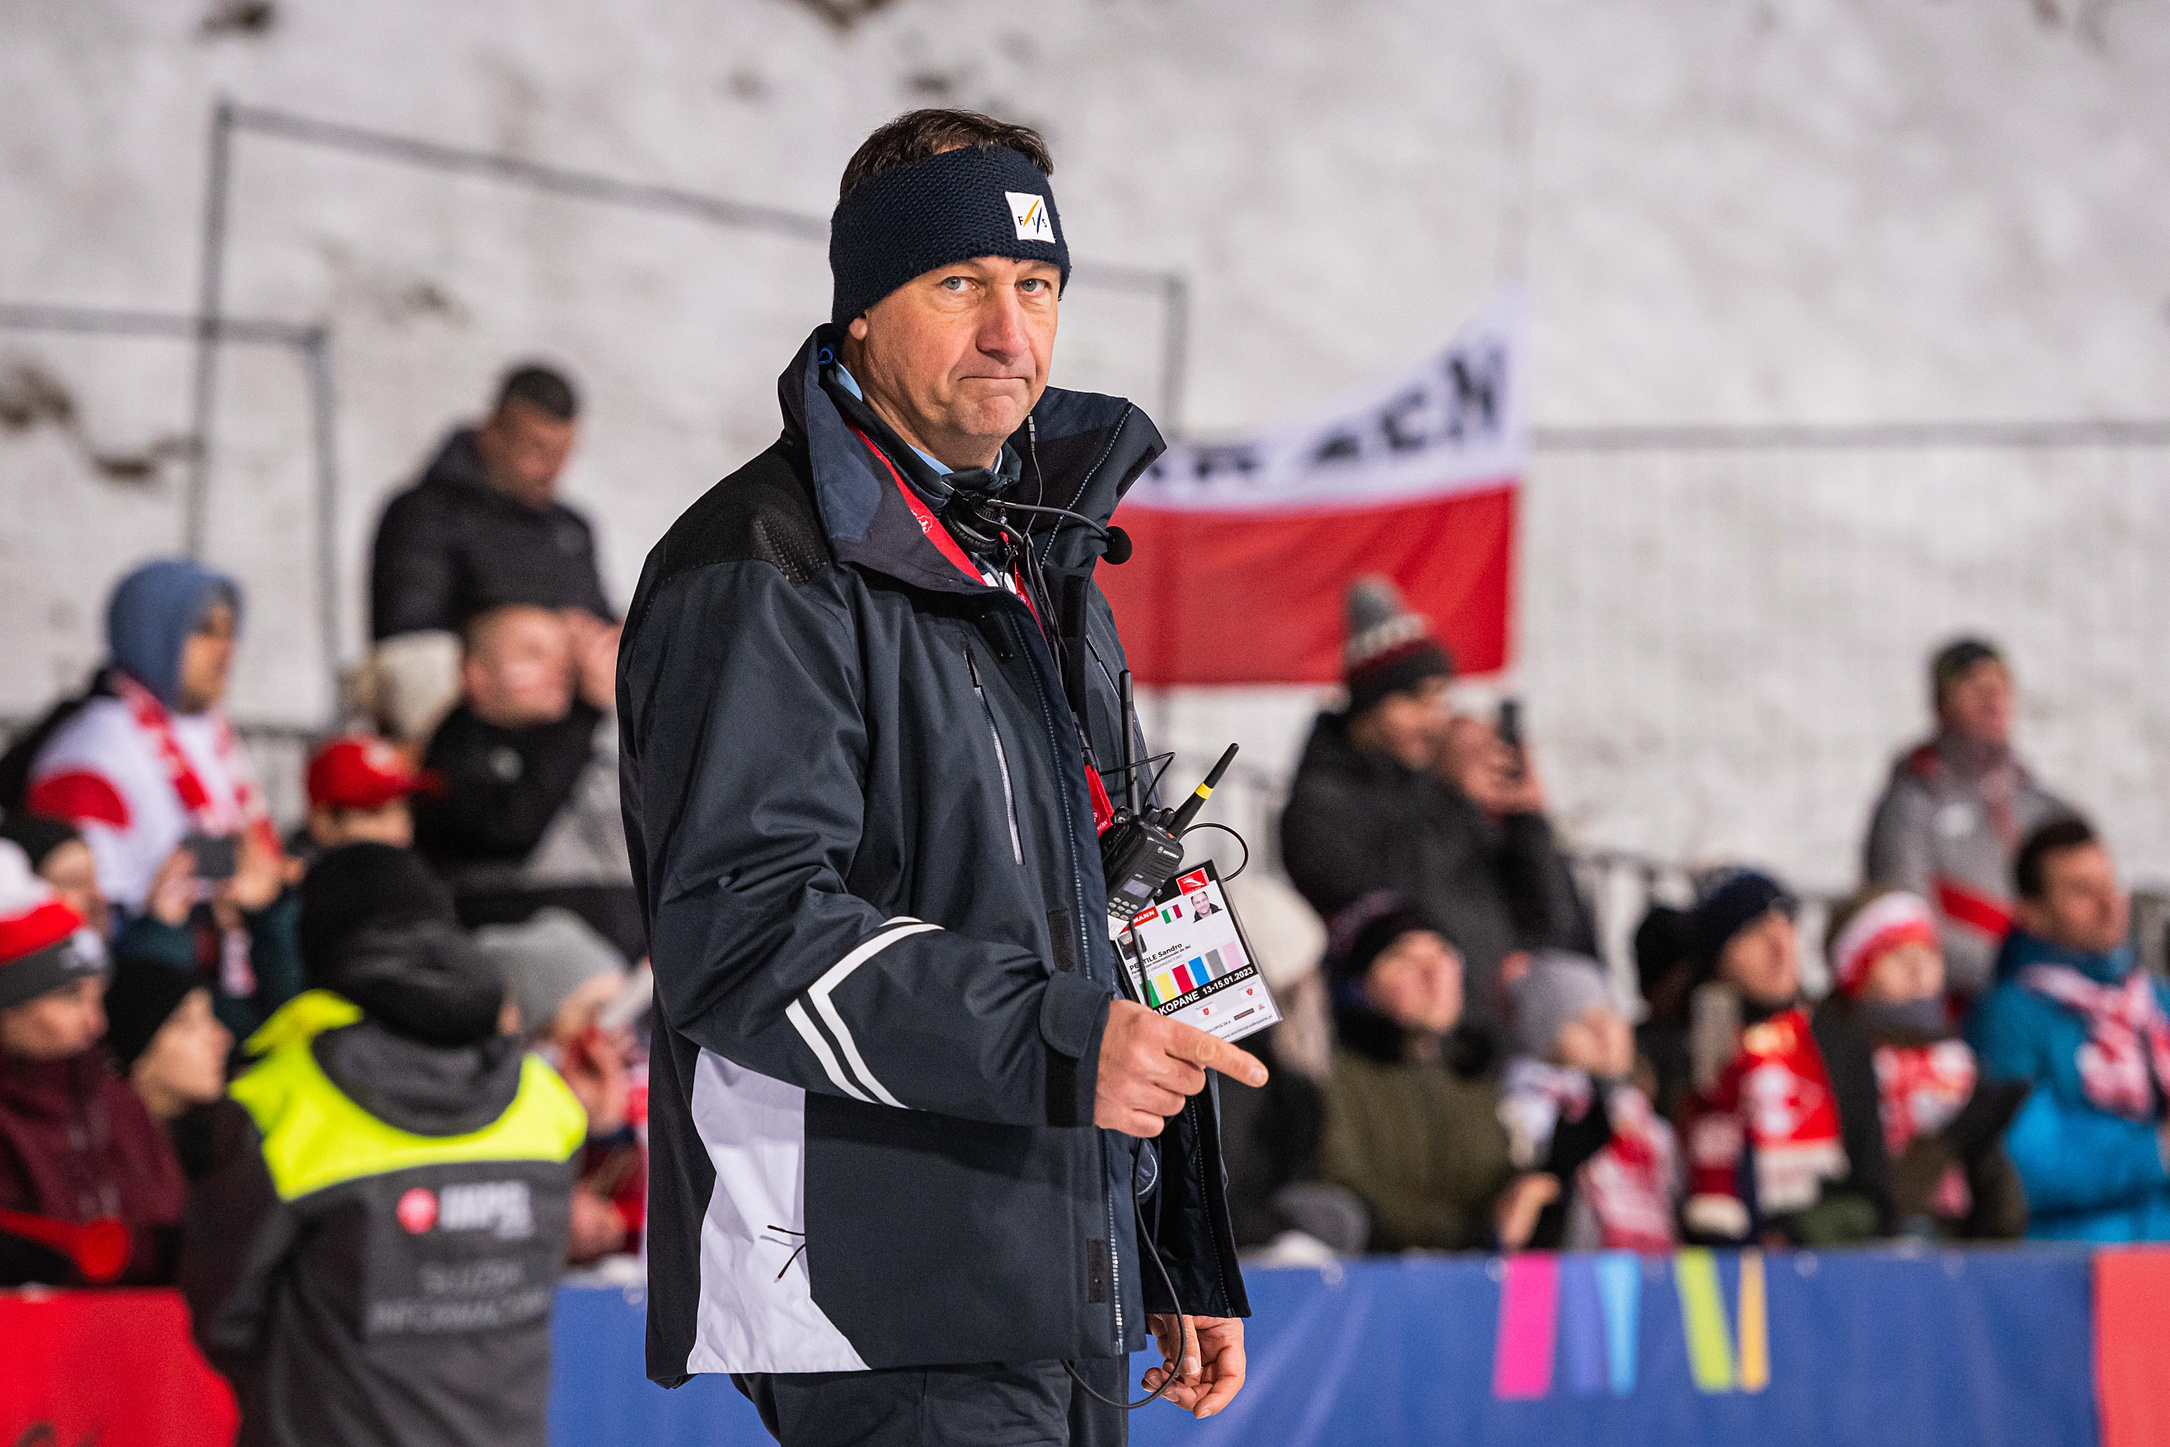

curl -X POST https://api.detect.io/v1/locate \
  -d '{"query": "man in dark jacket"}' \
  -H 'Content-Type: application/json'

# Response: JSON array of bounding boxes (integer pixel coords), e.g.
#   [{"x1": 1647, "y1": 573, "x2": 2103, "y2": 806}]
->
[
  {"x1": 180, "y1": 843, "x2": 585, "y2": 1447},
  {"x1": 367, "y1": 364, "x2": 615, "y2": 743},
  {"x1": 1280, "y1": 577, "x2": 1589, "y2": 1030},
  {"x1": 621, "y1": 109, "x2": 1263, "y2": 1445}
]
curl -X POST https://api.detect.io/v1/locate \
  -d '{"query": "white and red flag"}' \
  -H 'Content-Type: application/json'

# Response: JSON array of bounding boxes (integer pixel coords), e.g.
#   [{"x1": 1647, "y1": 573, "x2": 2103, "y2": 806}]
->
[{"x1": 1103, "y1": 292, "x2": 1524, "y2": 685}]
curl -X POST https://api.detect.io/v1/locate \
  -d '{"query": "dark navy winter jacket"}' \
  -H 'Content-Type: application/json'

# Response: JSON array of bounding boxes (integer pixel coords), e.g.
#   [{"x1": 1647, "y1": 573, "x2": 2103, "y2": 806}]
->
[{"x1": 621, "y1": 327, "x2": 1247, "y2": 1381}]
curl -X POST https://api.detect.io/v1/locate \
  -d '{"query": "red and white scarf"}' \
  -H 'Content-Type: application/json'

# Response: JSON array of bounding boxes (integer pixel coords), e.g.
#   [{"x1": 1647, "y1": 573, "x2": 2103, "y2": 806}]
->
[
  {"x1": 1501, "y1": 1060, "x2": 1678, "y2": 1253},
  {"x1": 111, "y1": 672, "x2": 269, "y2": 840},
  {"x1": 1874, "y1": 1039, "x2": 1976, "y2": 1218},
  {"x1": 2018, "y1": 964, "x2": 2170, "y2": 1120},
  {"x1": 1684, "y1": 1007, "x2": 1848, "y2": 1233}
]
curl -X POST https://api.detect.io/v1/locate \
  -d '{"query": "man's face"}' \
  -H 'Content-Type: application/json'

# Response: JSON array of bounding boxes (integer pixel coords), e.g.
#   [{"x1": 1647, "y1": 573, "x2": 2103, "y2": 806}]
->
[
  {"x1": 309, "y1": 799, "x2": 415, "y2": 851},
  {"x1": 0, "y1": 977, "x2": 105, "y2": 1062},
  {"x1": 1859, "y1": 940, "x2": 1945, "y2": 1006},
  {"x1": 2018, "y1": 842, "x2": 2130, "y2": 956},
  {"x1": 462, "y1": 606, "x2": 575, "y2": 727},
  {"x1": 1364, "y1": 929, "x2": 1465, "y2": 1035},
  {"x1": 175, "y1": 601, "x2": 238, "y2": 714},
  {"x1": 1351, "y1": 677, "x2": 1448, "y2": 772},
  {"x1": 1719, "y1": 909, "x2": 1802, "y2": 1009},
  {"x1": 844, "y1": 256, "x2": 1059, "y2": 470},
  {"x1": 477, "y1": 398, "x2": 578, "y2": 509},
  {"x1": 1938, "y1": 659, "x2": 2014, "y2": 748}
]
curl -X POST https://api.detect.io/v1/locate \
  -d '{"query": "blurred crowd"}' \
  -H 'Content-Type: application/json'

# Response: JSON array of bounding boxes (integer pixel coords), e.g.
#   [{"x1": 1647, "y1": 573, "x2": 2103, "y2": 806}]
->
[{"x1": 2, "y1": 360, "x2": 2166, "y2": 1439}]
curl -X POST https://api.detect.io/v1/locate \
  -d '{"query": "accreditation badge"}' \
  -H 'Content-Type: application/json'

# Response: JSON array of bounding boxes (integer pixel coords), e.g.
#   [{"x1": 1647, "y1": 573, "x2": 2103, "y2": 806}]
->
[{"x1": 1114, "y1": 862, "x2": 1282, "y2": 1044}]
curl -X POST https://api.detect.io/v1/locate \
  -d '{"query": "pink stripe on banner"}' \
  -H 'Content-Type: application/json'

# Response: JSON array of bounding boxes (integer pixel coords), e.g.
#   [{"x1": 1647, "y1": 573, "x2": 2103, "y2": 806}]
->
[{"x1": 1492, "y1": 1254, "x2": 1560, "y2": 1400}]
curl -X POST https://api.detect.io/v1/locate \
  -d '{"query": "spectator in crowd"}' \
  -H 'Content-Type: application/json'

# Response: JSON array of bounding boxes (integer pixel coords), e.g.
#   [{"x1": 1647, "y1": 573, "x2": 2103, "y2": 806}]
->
[
  {"x1": 1633, "y1": 903, "x2": 1698, "y2": 1122},
  {"x1": 1865, "y1": 638, "x2": 2071, "y2": 1003},
  {"x1": 290, "y1": 734, "x2": 432, "y2": 867},
  {"x1": 1500, "y1": 950, "x2": 1679, "y2": 1252},
  {"x1": 367, "y1": 364, "x2": 614, "y2": 745},
  {"x1": 414, "y1": 603, "x2": 640, "y2": 961},
  {"x1": 0, "y1": 842, "x2": 182, "y2": 1287},
  {"x1": 103, "y1": 959, "x2": 233, "y2": 1180},
  {"x1": 1678, "y1": 870, "x2": 1892, "y2": 1245},
  {"x1": 4, "y1": 558, "x2": 280, "y2": 916},
  {"x1": 183, "y1": 842, "x2": 585, "y2": 1447},
  {"x1": 1819, "y1": 888, "x2": 2026, "y2": 1239},
  {"x1": 1317, "y1": 894, "x2": 1559, "y2": 1252},
  {"x1": 477, "y1": 908, "x2": 644, "y2": 1264},
  {"x1": 1282, "y1": 578, "x2": 1588, "y2": 1030},
  {"x1": 1968, "y1": 816, "x2": 2170, "y2": 1242},
  {"x1": 0, "y1": 811, "x2": 111, "y2": 941}
]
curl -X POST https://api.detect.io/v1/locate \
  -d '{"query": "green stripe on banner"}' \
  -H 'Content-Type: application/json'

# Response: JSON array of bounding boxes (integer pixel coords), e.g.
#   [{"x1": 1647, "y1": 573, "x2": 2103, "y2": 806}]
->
[{"x1": 1674, "y1": 1249, "x2": 1735, "y2": 1393}]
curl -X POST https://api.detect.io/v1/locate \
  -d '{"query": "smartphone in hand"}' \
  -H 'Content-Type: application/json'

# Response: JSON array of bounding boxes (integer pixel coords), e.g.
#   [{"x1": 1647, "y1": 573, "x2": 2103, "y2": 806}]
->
[{"x1": 182, "y1": 831, "x2": 240, "y2": 883}]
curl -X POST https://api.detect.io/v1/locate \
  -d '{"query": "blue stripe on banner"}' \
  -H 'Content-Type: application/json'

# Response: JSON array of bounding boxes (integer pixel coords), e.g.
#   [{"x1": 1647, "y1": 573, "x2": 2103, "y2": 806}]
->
[
  {"x1": 1558, "y1": 1255, "x2": 1608, "y2": 1396},
  {"x1": 1595, "y1": 1251, "x2": 1642, "y2": 1396}
]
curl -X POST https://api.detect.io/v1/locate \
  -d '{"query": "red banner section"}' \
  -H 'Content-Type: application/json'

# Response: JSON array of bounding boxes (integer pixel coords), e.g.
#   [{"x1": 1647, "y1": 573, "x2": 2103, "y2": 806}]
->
[
  {"x1": 0, "y1": 1288, "x2": 238, "y2": 1447},
  {"x1": 1104, "y1": 484, "x2": 1516, "y2": 686},
  {"x1": 2095, "y1": 1247, "x2": 2170, "y2": 1447}
]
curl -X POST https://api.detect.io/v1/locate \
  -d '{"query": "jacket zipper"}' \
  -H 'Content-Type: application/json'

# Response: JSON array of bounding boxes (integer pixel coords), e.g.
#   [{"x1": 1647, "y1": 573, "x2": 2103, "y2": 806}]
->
[{"x1": 964, "y1": 645, "x2": 1025, "y2": 866}]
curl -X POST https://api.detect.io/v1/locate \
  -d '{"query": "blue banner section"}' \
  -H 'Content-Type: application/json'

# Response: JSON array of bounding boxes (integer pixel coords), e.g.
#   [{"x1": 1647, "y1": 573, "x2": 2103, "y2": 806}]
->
[{"x1": 550, "y1": 1248, "x2": 2099, "y2": 1447}]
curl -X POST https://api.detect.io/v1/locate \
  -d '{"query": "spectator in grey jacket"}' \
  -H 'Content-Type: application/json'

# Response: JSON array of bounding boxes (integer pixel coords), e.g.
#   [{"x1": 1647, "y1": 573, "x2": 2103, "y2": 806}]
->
[
  {"x1": 1864, "y1": 638, "x2": 2072, "y2": 1003},
  {"x1": 1281, "y1": 578, "x2": 1591, "y2": 1030}
]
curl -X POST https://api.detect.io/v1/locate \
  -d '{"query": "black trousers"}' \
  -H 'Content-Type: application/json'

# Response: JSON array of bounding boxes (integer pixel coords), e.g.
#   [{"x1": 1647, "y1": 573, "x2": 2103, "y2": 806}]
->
[{"x1": 734, "y1": 1356, "x2": 1129, "y2": 1447}]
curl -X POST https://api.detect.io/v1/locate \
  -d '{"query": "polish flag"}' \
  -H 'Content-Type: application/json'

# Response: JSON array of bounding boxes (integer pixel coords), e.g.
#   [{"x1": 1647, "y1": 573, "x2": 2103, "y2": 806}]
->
[{"x1": 1102, "y1": 293, "x2": 1524, "y2": 685}]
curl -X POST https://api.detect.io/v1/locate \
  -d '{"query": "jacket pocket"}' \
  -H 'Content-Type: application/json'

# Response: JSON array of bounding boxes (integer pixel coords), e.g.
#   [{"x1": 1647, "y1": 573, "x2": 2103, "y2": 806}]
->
[{"x1": 965, "y1": 645, "x2": 1025, "y2": 866}]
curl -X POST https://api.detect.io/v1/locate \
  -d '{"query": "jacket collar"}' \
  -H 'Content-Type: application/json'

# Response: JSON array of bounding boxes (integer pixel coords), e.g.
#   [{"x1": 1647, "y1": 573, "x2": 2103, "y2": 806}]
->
[
  {"x1": 776, "y1": 325, "x2": 1164, "y2": 596},
  {"x1": 1997, "y1": 927, "x2": 2133, "y2": 987}
]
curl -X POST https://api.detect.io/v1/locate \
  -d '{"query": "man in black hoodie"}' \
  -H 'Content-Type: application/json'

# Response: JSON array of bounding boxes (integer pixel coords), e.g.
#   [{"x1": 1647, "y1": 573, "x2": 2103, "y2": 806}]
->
[
  {"x1": 367, "y1": 364, "x2": 615, "y2": 742},
  {"x1": 181, "y1": 843, "x2": 585, "y2": 1447}
]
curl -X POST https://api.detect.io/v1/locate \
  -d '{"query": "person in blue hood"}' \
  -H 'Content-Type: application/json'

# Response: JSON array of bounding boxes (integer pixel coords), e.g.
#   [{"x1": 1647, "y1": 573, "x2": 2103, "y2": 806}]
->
[{"x1": 1966, "y1": 814, "x2": 2170, "y2": 1241}]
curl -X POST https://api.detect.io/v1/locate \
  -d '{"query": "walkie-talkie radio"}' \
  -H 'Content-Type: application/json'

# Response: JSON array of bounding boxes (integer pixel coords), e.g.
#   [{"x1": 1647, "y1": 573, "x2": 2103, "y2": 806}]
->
[{"x1": 1099, "y1": 669, "x2": 1239, "y2": 919}]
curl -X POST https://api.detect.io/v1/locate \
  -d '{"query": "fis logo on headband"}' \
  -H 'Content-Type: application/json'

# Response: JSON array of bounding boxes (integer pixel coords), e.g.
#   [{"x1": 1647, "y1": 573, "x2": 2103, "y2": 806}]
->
[{"x1": 1007, "y1": 191, "x2": 1055, "y2": 243}]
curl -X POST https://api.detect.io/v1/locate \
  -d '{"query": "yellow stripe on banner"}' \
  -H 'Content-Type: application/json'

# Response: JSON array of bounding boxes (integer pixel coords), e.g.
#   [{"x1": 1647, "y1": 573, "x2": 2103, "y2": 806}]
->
[
  {"x1": 1674, "y1": 1250, "x2": 1736, "y2": 1393},
  {"x1": 1736, "y1": 1251, "x2": 1770, "y2": 1393}
]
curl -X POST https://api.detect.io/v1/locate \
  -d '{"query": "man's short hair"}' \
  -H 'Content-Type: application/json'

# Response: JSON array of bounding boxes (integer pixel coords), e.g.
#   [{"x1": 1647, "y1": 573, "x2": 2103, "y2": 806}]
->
[
  {"x1": 1931, "y1": 636, "x2": 2004, "y2": 706},
  {"x1": 839, "y1": 109, "x2": 1054, "y2": 202},
  {"x1": 494, "y1": 364, "x2": 579, "y2": 423},
  {"x1": 2015, "y1": 814, "x2": 2099, "y2": 901}
]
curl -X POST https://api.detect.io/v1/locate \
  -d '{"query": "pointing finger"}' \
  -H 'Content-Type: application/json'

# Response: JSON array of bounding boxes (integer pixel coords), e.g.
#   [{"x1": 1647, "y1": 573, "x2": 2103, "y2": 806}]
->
[{"x1": 1164, "y1": 1025, "x2": 1268, "y2": 1087}]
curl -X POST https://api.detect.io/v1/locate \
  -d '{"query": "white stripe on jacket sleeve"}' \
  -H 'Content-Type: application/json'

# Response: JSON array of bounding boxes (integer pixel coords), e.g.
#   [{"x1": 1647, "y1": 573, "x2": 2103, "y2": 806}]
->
[
  {"x1": 784, "y1": 1000, "x2": 872, "y2": 1103},
  {"x1": 804, "y1": 918, "x2": 940, "y2": 1109}
]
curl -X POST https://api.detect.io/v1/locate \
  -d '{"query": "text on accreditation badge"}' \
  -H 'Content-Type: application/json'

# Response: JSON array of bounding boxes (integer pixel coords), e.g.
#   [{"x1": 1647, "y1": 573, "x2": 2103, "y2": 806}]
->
[{"x1": 1115, "y1": 862, "x2": 1282, "y2": 1044}]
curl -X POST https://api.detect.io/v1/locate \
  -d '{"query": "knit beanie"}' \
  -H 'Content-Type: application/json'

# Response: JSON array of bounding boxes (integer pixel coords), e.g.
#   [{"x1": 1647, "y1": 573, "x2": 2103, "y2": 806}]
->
[
  {"x1": 1633, "y1": 903, "x2": 1695, "y2": 1003},
  {"x1": 102, "y1": 959, "x2": 200, "y2": 1070},
  {"x1": 106, "y1": 557, "x2": 243, "y2": 711},
  {"x1": 1826, "y1": 889, "x2": 1938, "y2": 1000},
  {"x1": 829, "y1": 145, "x2": 1070, "y2": 329},
  {"x1": 1324, "y1": 891, "x2": 1437, "y2": 991},
  {"x1": 0, "y1": 812, "x2": 81, "y2": 874},
  {"x1": 298, "y1": 843, "x2": 503, "y2": 1047},
  {"x1": 1343, "y1": 577, "x2": 1452, "y2": 715},
  {"x1": 1509, "y1": 950, "x2": 1619, "y2": 1059},
  {"x1": 474, "y1": 907, "x2": 624, "y2": 1040},
  {"x1": 1689, "y1": 869, "x2": 1796, "y2": 978},
  {"x1": 0, "y1": 841, "x2": 98, "y2": 1011}
]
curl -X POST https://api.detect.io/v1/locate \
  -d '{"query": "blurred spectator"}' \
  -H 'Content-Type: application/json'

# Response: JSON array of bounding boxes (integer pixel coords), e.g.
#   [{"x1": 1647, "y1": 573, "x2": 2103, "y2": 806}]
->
[
  {"x1": 3, "y1": 558, "x2": 279, "y2": 916},
  {"x1": 292, "y1": 734, "x2": 432, "y2": 866},
  {"x1": 1865, "y1": 638, "x2": 2071, "y2": 1003},
  {"x1": 104, "y1": 960, "x2": 232, "y2": 1181},
  {"x1": 478, "y1": 909, "x2": 644, "y2": 1265},
  {"x1": 414, "y1": 603, "x2": 642, "y2": 961},
  {"x1": 1317, "y1": 895, "x2": 1557, "y2": 1252},
  {"x1": 367, "y1": 364, "x2": 614, "y2": 744},
  {"x1": 1968, "y1": 816, "x2": 2170, "y2": 1242},
  {"x1": 1500, "y1": 951, "x2": 1679, "y2": 1252},
  {"x1": 1633, "y1": 903, "x2": 1698, "y2": 1121},
  {"x1": 0, "y1": 811, "x2": 110, "y2": 940},
  {"x1": 0, "y1": 842, "x2": 182, "y2": 1287},
  {"x1": 1820, "y1": 888, "x2": 2026, "y2": 1240},
  {"x1": 1679, "y1": 870, "x2": 1892, "y2": 1246},
  {"x1": 1282, "y1": 578, "x2": 1588, "y2": 1030},
  {"x1": 182, "y1": 842, "x2": 585, "y2": 1446}
]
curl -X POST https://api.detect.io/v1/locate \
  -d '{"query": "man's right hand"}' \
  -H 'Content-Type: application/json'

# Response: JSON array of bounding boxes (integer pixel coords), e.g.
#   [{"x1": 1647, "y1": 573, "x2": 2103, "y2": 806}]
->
[{"x1": 1094, "y1": 1000, "x2": 1268, "y2": 1137}]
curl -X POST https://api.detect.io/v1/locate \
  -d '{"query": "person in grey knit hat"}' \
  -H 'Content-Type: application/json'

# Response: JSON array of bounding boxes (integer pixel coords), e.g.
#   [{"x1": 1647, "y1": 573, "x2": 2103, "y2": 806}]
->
[
  {"x1": 474, "y1": 907, "x2": 624, "y2": 1046},
  {"x1": 1508, "y1": 949, "x2": 1626, "y2": 1065}
]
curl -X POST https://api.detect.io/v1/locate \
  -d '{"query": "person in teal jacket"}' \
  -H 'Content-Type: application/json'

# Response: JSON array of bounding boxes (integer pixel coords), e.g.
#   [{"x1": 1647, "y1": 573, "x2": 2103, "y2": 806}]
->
[{"x1": 1966, "y1": 815, "x2": 2170, "y2": 1242}]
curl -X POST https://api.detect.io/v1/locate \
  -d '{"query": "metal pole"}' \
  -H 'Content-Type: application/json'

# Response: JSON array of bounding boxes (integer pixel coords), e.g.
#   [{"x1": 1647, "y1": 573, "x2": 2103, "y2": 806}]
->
[
  {"x1": 302, "y1": 326, "x2": 343, "y2": 725},
  {"x1": 1159, "y1": 273, "x2": 1189, "y2": 439},
  {"x1": 185, "y1": 97, "x2": 235, "y2": 558}
]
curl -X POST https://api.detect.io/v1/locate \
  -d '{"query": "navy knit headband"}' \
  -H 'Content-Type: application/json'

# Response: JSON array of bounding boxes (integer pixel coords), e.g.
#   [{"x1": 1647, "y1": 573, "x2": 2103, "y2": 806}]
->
[{"x1": 829, "y1": 146, "x2": 1070, "y2": 328}]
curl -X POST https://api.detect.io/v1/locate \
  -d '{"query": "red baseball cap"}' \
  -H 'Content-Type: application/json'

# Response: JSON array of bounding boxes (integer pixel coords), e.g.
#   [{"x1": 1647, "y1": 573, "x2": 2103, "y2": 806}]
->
[{"x1": 307, "y1": 737, "x2": 435, "y2": 811}]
